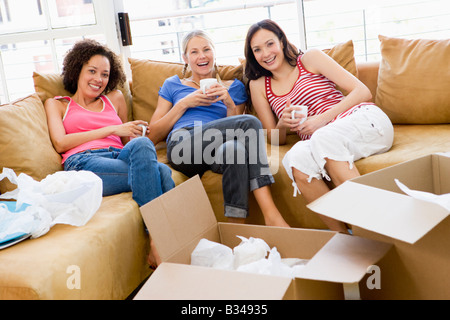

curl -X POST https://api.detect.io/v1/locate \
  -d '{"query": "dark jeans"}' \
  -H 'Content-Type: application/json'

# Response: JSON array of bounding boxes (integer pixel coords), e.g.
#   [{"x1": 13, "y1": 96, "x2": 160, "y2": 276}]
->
[{"x1": 167, "y1": 115, "x2": 274, "y2": 218}]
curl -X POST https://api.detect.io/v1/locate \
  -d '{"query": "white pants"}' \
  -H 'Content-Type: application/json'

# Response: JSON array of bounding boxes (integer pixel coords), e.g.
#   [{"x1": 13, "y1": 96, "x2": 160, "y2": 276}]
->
[{"x1": 282, "y1": 105, "x2": 394, "y2": 195}]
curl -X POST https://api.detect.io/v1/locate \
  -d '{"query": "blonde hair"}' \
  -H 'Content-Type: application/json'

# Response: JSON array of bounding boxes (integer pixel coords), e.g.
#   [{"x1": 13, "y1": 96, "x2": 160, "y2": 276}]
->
[{"x1": 181, "y1": 30, "x2": 221, "y2": 83}]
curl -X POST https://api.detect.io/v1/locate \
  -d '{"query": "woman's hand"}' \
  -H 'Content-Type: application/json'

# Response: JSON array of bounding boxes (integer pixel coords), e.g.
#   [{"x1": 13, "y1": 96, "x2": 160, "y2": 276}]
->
[
  {"x1": 279, "y1": 99, "x2": 330, "y2": 136},
  {"x1": 205, "y1": 83, "x2": 233, "y2": 107},
  {"x1": 113, "y1": 120, "x2": 149, "y2": 138},
  {"x1": 181, "y1": 88, "x2": 218, "y2": 109},
  {"x1": 181, "y1": 83, "x2": 238, "y2": 115},
  {"x1": 291, "y1": 114, "x2": 329, "y2": 136},
  {"x1": 278, "y1": 99, "x2": 307, "y2": 131}
]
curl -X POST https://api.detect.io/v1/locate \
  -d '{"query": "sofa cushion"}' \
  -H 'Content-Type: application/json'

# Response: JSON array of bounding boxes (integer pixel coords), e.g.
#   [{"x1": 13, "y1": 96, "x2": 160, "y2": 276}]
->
[
  {"x1": 355, "y1": 124, "x2": 450, "y2": 175},
  {"x1": 323, "y1": 40, "x2": 358, "y2": 96},
  {"x1": 33, "y1": 71, "x2": 134, "y2": 121},
  {"x1": 375, "y1": 35, "x2": 450, "y2": 124},
  {"x1": 322, "y1": 39, "x2": 358, "y2": 77},
  {"x1": 0, "y1": 94, "x2": 62, "y2": 193}
]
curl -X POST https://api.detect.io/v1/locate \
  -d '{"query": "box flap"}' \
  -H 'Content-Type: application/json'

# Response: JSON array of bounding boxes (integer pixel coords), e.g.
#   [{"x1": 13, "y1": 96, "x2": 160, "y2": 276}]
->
[
  {"x1": 140, "y1": 176, "x2": 219, "y2": 263},
  {"x1": 433, "y1": 153, "x2": 450, "y2": 194},
  {"x1": 134, "y1": 262, "x2": 292, "y2": 300},
  {"x1": 308, "y1": 181, "x2": 449, "y2": 244},
  {"x1": 296, "y1": 233, "x2": 392, "y2": 283}
]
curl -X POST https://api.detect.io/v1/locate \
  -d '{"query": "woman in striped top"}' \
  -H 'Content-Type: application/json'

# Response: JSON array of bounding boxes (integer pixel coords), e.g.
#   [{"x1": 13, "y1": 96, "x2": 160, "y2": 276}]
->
[{"x1": 244, "y1": 19, "x2": 394, "y2": 233}]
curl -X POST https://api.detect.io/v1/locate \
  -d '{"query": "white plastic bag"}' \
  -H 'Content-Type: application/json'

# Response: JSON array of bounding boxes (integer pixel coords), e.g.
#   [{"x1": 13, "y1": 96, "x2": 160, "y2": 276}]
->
[
  {"x1": 189, "y1": 236, "x2": 310, "y2": 278},
  {"x1": 191, "y1": 238, "x2": 234, "y2": 270},
  {"x1": 236, "y1": 247, "x2": 303, "y2": 278},
  {"x1": 233, "y1": 236, "x2": 271, "y2": 269},
  {"x1": 0, "y1": 168, "x2": 103, "y2": 239}
]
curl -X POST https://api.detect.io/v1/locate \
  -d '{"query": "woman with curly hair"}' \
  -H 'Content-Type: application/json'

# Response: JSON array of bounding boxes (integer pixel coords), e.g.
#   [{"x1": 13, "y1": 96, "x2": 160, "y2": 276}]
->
[{"x1": 45, "y1": 39, "x2": 175, "y2": 266}]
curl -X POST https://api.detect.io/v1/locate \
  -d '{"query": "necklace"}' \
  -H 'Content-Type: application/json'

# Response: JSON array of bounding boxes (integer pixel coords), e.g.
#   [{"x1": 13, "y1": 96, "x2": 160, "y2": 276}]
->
[{"x1": 184, "y1": 78, "x2": 200, "y2": 87}]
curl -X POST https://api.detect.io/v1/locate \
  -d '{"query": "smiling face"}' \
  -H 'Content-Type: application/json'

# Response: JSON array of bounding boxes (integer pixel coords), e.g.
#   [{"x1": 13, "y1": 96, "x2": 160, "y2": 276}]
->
[
  {"x1": 250, "y1": 28, "x2": 285, "y2": 72},
  {"x1": 183, "y1": 36, "x2": 216, "y2": 78},
  {"x1": 77, "y1": 54, "x2": 110, "y2": 98}
]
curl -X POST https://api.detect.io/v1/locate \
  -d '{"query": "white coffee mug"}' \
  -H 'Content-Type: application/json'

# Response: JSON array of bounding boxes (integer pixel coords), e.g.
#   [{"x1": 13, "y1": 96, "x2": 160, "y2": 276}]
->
[
  {"x1": 200, "y1": 78, "x2": 218, "y2": 94},
  {"x1": 137, "y1": 124, "x2": 147, "y2": 137},
  {"x1": 291, "y1": 105, "x2": 308, "y2": 124}
]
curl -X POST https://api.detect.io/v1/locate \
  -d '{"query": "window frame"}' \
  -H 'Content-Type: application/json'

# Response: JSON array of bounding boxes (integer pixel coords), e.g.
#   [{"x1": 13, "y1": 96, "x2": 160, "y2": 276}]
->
[{"x1": 0, "y1": 0, "x2": 121, "y2": 103}]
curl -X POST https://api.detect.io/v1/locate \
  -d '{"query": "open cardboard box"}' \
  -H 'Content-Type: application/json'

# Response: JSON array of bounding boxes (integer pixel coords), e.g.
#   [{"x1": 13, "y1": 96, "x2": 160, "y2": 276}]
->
[
  {"x1": 308, "y1": 153, "x2": 450, "y2": 299},
  {"x1": 136, "y1": 175, "x2": 392, "y2": 300}
]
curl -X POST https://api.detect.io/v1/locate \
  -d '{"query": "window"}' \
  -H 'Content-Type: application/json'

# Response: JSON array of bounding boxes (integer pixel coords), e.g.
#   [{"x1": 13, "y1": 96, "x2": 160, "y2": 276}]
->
[
  {"x1": 1, "y1": 0, "x2": 448, "y2": 103},
  {"x1": 303, "y1": 0, "x2": 450, "y2": 62},
  {"x1": 122, "y1": 0, "x2": 302, "y2": 65},
  {"x1": 0, "y1": 0, "x2": 117, "y2": 103}
]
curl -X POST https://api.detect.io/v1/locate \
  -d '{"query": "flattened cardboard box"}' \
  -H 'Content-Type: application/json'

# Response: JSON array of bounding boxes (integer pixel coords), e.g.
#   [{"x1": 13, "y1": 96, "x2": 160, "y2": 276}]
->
[
  {"x1": 137, "y1": 175, "x2": 391, "y2": 300},
  {"x1": 308, "y1": 153, "x2": 450, "y2": 299}
]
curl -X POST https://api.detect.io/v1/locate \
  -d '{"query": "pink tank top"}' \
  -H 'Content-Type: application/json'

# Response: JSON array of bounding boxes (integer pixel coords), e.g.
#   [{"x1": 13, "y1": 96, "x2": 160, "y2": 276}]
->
[
  {"x1": 265, "y1": 55, "x2": 374, "y2": 140},
  {"x1": 57, "y1": 95, "x2": 124, "y2": 163}
]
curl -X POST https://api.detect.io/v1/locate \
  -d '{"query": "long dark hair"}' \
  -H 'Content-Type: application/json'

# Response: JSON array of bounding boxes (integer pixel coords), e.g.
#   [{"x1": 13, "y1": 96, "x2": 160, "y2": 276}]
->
[{"x1": 244, "y1": 19, "x2": 302, "y2": 81}]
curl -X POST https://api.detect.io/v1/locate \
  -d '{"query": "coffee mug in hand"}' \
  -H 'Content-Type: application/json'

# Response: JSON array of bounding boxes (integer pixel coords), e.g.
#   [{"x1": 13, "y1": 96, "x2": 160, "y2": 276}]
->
[
  {"x1": 200, "y1": 78, "x2": 218, "y2": 94},
  {"x1": 137, "y1": 124, "x2": 147, "y2": 137},
  {"x1": 291, "y1": 105, "x2": 308, "y2": 124}
]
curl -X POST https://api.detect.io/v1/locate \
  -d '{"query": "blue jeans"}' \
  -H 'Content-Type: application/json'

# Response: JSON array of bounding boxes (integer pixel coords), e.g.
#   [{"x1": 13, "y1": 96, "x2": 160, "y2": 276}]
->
[
  {"x1": 64, "y1": 137, "x2": 175, "y2": 207},
  {"x1": 167, "y1": 115, "x2": 274, "y2": 219}
]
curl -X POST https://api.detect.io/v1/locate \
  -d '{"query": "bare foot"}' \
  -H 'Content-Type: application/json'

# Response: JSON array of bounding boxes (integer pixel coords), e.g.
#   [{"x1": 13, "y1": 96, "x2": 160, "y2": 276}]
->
[
  {"x1": 147, "y1": 239, "x2": 161, "y2": 270},
  {"x1": 265, "y1": 214, "x2": 290, "y2": 228}
]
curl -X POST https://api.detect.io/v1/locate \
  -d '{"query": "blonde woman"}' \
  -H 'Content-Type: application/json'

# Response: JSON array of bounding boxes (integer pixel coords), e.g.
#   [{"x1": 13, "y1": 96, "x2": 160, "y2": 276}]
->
[{"x1": 149, "y1": 30, "x2": 289, "y2": 227}]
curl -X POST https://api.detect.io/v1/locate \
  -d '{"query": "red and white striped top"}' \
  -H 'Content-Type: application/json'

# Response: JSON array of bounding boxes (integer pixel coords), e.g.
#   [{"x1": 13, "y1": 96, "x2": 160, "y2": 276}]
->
[{"x1": 265, "y1": 54, "x2": 374, "y2": 140}]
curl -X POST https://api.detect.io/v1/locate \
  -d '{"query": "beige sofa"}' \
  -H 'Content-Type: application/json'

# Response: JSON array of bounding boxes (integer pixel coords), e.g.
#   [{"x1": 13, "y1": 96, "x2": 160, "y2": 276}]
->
[{"x1": 0, "y1": 35, "x2": 449, "y2": 299}]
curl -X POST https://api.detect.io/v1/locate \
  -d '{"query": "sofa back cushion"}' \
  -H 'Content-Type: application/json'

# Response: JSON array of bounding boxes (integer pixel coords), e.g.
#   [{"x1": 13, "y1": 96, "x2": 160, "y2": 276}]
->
[
  {"x1": 375, "y1": 35, "x2": 450, "y2": 124},
  {"x1": 322, "y1": 39, "x2": 358, "y2": 96},
  {"x1": 129, "y1": 40, "x2": 357, "y2": 123},
  {"x1": 0, "y1": 94, "x2": 63, "y2": 193},
  {"x1": 33, "y1": 71, "x2": 134, "y2": 121}
]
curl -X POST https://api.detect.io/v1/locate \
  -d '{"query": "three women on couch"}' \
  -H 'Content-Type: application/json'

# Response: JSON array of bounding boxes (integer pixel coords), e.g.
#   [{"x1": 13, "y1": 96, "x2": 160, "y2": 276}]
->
[{"x1": 47, "y1": 17, "x2": 393, "y2": 268}]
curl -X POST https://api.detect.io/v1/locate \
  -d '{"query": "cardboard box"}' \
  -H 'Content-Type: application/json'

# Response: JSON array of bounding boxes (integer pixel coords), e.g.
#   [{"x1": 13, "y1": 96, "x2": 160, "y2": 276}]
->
[
  {"x1": 137, "y1": 175, "x2": 391, "y2": 300},
  {"x1": 308, "y1": 153, "x2": 450, "y2": 299}
]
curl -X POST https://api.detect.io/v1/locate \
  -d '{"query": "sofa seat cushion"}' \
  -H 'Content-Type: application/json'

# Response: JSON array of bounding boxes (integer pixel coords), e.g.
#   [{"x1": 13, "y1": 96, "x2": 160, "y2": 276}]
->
[
  {"x1": 355, "y1": 124, "x2": 450, "y2": 175},
  {"x1": 0, "y1": 193, "x2": 151, "y2": 300}
]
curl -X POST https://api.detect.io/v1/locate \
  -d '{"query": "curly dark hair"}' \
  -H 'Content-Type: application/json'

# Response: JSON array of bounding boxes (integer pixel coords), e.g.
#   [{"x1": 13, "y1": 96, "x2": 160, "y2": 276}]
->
[
  {"x1": 244, "y1": 19, "x2": 302, "y2": 81},
  {"x1": 62, "y1": 39, "x2": 126, "y2": 95}
]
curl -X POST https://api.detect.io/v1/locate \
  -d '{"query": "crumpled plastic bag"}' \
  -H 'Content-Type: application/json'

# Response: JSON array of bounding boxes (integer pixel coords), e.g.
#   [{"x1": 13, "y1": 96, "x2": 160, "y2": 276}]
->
[
  {"x1": 236, "y1": 247, "x2": 309, "y2": 278},
  {"x1": 191, "y1": 238, "x2": 234, "y2": 270},
  {"x1": 190, "y1": 236, "x2": 310, "y2": 278},
  {"x1": 0, "y1": 168, "x2": 103, "y2": 239},
  {"x1": 233, "y1": 236, "x2": 271, "y2": 269},
  {"x1": 395, "y1": 179, "x2": 450, "y2": 211}
]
